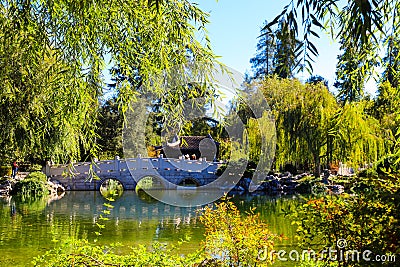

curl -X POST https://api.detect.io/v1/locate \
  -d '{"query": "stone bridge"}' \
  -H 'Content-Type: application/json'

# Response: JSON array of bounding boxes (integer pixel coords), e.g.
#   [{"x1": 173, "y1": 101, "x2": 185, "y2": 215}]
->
[{"x1": 45, "y1": 156, "x2": 222, "y2": 191}]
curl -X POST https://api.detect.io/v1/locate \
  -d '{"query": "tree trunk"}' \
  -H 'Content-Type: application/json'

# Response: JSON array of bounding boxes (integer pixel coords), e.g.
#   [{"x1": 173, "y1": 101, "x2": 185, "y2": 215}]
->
[{"x1": 314, "y1": 153, "x2": 321, "y2": 178}]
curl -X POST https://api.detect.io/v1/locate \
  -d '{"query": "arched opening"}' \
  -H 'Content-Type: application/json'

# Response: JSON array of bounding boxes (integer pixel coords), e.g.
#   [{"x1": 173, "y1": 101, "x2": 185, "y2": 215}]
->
[
  {"x1": 136, "y1": 176, "x2": 165, "y2": 191},
  {"x1": 100, "y1": 178, "x2": 124, "y2": 199},
  {"x1": 178, "y1": 177, "x2": 200, "y2": 188}
]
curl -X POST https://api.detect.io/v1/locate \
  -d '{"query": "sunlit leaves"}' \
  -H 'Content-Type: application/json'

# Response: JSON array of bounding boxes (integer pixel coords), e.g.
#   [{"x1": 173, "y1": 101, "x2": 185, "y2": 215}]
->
[
  {"x1": 0, "y1": 0, "x2": 216, "y2": 162},
  {"x1": 332, "y1": 101, "x2": 385, "y2": 166},
  {"x1": 266, "y1": 0, "x2": 397, "y2": 78},
  {"x1": 200, "y1": 198, "x2": 278, "y2": 266},
  {"x1": 291, "y1": 175, "x2": 400, "y2": 266},
  {"x1": 260, "y1": 78, "x2": 337, "y2": 176}
]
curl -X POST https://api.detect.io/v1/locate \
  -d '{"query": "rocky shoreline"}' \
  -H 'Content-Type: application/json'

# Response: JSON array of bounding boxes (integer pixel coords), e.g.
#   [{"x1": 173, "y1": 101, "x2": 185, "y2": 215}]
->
[
  {"x1": 232, "y1": 171, "x2": 345, "y2": 195},
  {"x1": 0, "y1": 174, "x2": 65, "y2": 197},
  {"x1": 1, "y1": 170, "x2": 345, "y2": 197}
]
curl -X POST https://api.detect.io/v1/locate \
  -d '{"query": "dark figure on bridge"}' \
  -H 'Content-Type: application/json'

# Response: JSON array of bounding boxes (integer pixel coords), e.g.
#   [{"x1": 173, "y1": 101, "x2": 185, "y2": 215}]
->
[{"x1": 11, "y1": 161, "x2": 18, "y2": 179}]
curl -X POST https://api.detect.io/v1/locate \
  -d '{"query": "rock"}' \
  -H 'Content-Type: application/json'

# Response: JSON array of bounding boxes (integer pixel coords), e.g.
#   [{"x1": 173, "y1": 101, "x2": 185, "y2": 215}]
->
[
  {"x1": 47, "y1": 180, "x2": 65, "y2": 196},
  {"x1": 0, "y1": 180, "x2": 12, "y2": 196}
]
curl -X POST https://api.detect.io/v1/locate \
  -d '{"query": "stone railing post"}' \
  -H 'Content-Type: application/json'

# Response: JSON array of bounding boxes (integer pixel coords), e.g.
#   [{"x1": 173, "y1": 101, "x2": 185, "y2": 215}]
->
[
  {"x1": 115, "y1": 156, "x2": 120, "y2": 174},
  {"x1": 45, "y1": 161, "x2": 51, "y2": 176}
]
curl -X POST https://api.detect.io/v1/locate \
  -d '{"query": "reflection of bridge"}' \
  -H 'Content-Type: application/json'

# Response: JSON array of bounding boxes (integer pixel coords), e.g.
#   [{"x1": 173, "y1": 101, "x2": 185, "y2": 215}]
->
[
  {"x1": 47, "y1": 191, "x2": 201, "y2": 222},
  {"x1": 45, "y1": 156, "x2": 221, "y2": 190}
]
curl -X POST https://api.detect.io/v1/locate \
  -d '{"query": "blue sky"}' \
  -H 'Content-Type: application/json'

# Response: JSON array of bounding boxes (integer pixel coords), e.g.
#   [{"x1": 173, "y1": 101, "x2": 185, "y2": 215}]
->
[{"x1": 197, "y1": 0, "x2": 377, "y2": 95}]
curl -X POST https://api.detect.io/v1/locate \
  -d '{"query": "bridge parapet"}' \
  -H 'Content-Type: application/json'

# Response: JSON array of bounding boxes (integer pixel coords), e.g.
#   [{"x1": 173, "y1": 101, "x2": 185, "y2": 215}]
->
[{"x1": 45, "y1": 156, "x2": 222, "y2": 191}]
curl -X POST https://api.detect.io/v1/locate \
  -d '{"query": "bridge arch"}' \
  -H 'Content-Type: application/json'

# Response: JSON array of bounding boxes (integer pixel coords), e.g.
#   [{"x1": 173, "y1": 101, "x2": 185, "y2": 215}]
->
[
  {"x1": 94, "y1": 177, "x2": 125, "y2": 191},
  {"x1": 135, "y1": 175, "x2": 167, "y2": 190},
  {"x1": 99, "y1": 178, "x2": 124, "y2": 198},
  {"x1": 177, "y1": 177, "x2": 200, "y2": 187}
]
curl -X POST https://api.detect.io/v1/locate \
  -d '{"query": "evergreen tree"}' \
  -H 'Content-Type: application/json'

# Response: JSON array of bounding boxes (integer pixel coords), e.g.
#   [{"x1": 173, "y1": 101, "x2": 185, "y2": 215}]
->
[
  {"x1": 273, "y1": 20, "x2": 300, "y2": 78},
  {"x1": 334, "y1": 41, "x2": 367, "y2": 103},
  {"x1": 249, "y1": 21, "x2": 276, "y2": 79},
  {"x1": 382, "y1": 36, "x2": 400, "y2": 88},
  {"x1": 306, "y1": 75, "x2": 328, "y2": 88},
  {"x1": 250, "y1": 20, "x2": 300, "y2": 80}
]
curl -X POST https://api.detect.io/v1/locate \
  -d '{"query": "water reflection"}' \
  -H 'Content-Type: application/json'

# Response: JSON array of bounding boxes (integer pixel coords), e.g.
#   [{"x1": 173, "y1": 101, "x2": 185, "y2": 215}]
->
[{"x1": 0, "y1": 191, "x2": 298, "y2": 267}]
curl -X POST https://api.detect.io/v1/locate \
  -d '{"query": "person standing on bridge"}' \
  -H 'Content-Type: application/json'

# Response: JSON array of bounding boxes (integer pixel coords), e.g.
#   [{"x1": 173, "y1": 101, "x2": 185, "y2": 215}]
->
[{"x1": 11, "y1": 161, "x2": 18, "y2": 179}]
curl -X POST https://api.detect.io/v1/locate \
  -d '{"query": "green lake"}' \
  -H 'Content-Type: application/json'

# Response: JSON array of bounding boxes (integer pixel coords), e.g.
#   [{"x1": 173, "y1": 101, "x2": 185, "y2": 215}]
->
[{"x1": 0, "y1": 191, "x2": 301, "y2": 266}]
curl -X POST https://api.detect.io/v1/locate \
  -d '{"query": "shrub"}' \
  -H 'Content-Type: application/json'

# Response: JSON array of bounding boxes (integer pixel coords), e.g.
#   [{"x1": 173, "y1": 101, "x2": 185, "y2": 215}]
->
[
  {"x1": 200, "y1": 198, "x2": 278, "y2": 266},
  {"x1": 26, "y1": 171, "x2": 48, "y2": 182},
  {"x1": 291, "y1": 174, "x2": 400, "y2": 266},
  {"x1": 0, "y1": 166, "x2": 12, "y2": 178},
  {"x1": 12, "y1": 171, "x2": 49, "y2": 198},
  {"x1": 28, "y1": 164, "x2": 43, "y2": 172},
  {"x1": 33, "y1": 240, "x2": 204, "y2": 267}
]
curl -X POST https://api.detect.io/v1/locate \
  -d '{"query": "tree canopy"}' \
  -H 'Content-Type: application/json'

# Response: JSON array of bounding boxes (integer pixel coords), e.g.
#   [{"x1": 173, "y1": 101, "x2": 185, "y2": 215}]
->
[
  {"x1": 265, "y1": 0, "x2": 400, "y2": 100},
  {"x1": 0, "y1": 0, "x2": 217, "y2": 163}
]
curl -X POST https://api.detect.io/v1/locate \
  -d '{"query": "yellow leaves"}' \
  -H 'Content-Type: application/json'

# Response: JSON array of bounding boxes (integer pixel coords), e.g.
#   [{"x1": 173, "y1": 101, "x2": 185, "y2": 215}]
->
[
  {"x1": 96, "y1": 223, "x2": 105, "y2": 229},
  {"x1": 103, "y1": 203, "x2": 114, "y2": 209},
  {"x1": 199, "y1": 199, "x2": 277, "y2": 266}
]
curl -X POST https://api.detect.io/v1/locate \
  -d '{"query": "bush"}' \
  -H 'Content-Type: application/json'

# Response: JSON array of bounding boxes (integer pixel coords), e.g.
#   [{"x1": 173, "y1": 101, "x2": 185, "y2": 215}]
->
[
  {"x1": 0, "y1": 166, "x2": 12, "y2": 178},
  {"x1": 33, "y1": 240, "x2": 204, "y2": 267},
  {"x1": 200, "y1": 198, "x2": 278, "y2": 266},
  {"x1": 26, "y1": 171, "x2": 48, "y2": 182},
  {"x1": 28, "y1": 164, "x2": 43, "y2": 172},
  {"x1": 291, "y1": 174, "x2": 400, "y2": 266},
  {"x1": 12, "y1": 171, "x2": 49, "y2": 198}
]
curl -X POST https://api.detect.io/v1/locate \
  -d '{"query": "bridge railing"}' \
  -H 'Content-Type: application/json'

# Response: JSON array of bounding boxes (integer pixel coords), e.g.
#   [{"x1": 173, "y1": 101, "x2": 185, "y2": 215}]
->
[{"x1": 45, "y1": 156, "x2": 222, "y2": 179}]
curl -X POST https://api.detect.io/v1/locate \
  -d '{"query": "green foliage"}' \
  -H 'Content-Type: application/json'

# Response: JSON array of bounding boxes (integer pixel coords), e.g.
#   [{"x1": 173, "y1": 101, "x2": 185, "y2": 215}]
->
[
  {"x1": 382, "y1": 35, "x2": 400, "y2": 88},
  {"x1": 332, "y1": 101, "x2": 385, "y2": 167},
  {"x1": 260, "y1": 78, "x2": 337, "y2": 176},
  {"x1": 0, "y1": 166, "x2": 12, "y2": 177},
  {"x1": 374, "y1": 81, "x2": 400, "y2": 154},
  {"x1": 200, "y1": 198, "x2": 278, "y2": 266},
  {"x1": 96, "y1": 97, "x2": 123, "y2": 160},
  {"x1": 296, "y1": 260, "x2": 338, "y2": 267},
  {"x1": 25, "y1": 172, "x2": 48, "y2": 182},
  {"x1": 239, "y1": 77, "x2": 385, "y2": 175},
  {"x1": 250, "y1": 20, "x2": 300, "y2": 79},
  {"x1": 12, "y1": 171, "x2": 48, "y2": 198},
  {"x1": 250, "y1": 20, "x2": 276, "y2": 79},
  {"x1": 99, "y1": 179, "x2": 123, "y2": 199},
  {"x1": 28, "y1": 164, "x2": 43, "y2": 172},
  {"x1": 0, "y1": 0, "x2": 216, "y2": 162},
  {"x1": 246, "y1": 113, "x2": 276, "y2": 168},
  {"x1": 266, "y1": 0, "x2": 398, "y2": 77},
  {"x1": 32, "y1": 239, "x2": 204, "y2": 267},
  {"x1": 334, "y1": 38, "x2": 376, "y2": 103},
  {"x1": 291, "y1": 174, "x2": 400, "y2": 266}
]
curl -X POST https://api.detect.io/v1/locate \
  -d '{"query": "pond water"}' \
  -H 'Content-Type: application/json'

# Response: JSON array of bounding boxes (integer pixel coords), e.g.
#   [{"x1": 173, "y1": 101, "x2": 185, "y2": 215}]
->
[{"x1": 0, "y1": 191, "x2": 300, "y2": 266}]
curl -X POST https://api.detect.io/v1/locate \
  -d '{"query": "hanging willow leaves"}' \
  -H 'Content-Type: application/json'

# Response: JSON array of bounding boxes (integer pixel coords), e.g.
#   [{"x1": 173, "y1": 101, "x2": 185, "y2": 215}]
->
[
  {"x1": 260, "y1": 78, "x2": 337, "y2": 176},
  {"x1": 0, "y1": 0, "x2": 217, "y2": 162},
  {"x1": 332, "y1": 101, "x2": 385, "y2": 167},
  {"x1": 256, "y1": 77, "x2": 383, "y2": 176},
  {"x1": 265, "y1": 0, "x2": 398, "y2": 80}
]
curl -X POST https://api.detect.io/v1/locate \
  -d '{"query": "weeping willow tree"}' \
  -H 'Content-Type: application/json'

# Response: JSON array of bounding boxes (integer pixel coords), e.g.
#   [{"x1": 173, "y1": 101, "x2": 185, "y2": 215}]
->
[
  {"x1": 0, "y1": 0, "x2": 216, "y2": 163},
  {"x1": 374, "y1": 82, "x2": 400, "y2": 152},
  {"x1": 332, "y1": 101, "x2": 385, "y2": 168},
  {"x1": 260, "y1": 78, "x2": 338, "y2": 176},
  {"x1": 0, "y1": 8, "x2": 98, "y2": 163},
  {"x1": 246, "y1": 113, "x2": 276, "y2": 165}
]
